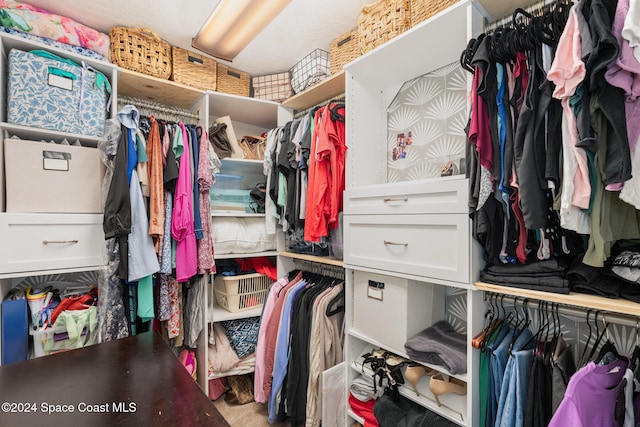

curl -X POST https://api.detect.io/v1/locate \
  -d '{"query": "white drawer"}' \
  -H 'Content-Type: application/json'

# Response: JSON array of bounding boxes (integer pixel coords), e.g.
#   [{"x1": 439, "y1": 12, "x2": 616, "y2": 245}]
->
[
  {"x1": 0, "y1": 214, "x2": 104, "y2": 274},
  {"x1": 344, "y1": 177, "x2": 468, "y2": 216},
  {"x1": 344, "y1": 214, "x2": 470, "y2": 283},
  {"x1": 352, "y1": 271, "x2": 445, "y2": 353}
]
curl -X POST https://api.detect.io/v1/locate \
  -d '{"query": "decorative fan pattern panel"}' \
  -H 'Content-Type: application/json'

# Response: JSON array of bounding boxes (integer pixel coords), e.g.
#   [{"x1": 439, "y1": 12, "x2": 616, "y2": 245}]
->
[{"x1": 387, "y1": 62, "x2": 467, "y2": 182}]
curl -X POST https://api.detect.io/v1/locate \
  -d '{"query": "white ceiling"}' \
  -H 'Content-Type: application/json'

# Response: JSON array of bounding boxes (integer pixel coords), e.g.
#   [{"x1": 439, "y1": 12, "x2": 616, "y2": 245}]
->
[
  {"x1": 13, "y1": 1, "x2": 540, "y2": 76},
  {"x1": 16, "y1": 0, "x2": 372, "y2": 76}
]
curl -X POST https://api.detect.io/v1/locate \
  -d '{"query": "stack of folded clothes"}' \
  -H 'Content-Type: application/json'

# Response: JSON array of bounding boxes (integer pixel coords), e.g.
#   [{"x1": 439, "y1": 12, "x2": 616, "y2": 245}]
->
[{"x1": 479, "y1": 258, "x2": 570, "y2": 294}]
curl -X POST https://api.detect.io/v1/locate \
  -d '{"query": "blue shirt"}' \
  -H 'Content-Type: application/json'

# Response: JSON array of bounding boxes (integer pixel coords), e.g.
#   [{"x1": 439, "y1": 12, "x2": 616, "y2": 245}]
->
[{"x1": 268, "y1": 279, "x2": 308, "y2": 423}]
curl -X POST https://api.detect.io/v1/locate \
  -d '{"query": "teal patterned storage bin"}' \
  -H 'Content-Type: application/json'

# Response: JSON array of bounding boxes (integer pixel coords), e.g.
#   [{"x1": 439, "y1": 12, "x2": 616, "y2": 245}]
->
[{"x1": 7, "y1": 49, "x2": 111, "y2": 137}]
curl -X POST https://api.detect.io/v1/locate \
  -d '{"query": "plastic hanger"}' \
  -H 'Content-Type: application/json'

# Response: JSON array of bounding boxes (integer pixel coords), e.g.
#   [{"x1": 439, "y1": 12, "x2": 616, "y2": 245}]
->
[
  {"x1": 585, "y1": 311, "x2": 608, "y2": 364},
  {"x1": 325, "y1": 286, "x2": 344, "y2": 317},
  {"x1": 595, "y1": 314, "x2": 620, "y2": 364},
  {"x1": 579, "y1": 309, "x2": 594, "y2": 366},
  {"x1": 631, "y1": 321, "x2": 640, "y2": 376}
]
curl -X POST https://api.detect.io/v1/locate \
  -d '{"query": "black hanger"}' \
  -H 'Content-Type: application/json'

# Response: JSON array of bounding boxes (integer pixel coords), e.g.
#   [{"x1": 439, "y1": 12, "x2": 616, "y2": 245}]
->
[
  {"x1": 509, "y1": 297, "x2": 531, "y2": 354},
  {"x1": 460, "y1": 38, "x2": 476, "y2": 73},
  {"x1": 579, "y1": 309, "x2": 594, "y2": 367},
  {"x1": 585, "y1": 311, "x2": 608, "y2": 364},
  {"x1": 329, "y1": 101, "x2": 345, "y2": 122},
  {"x1": 631, "y1": 321, "x2": 640, "y2": 376},
  {"x1": 288, "y1": 268, "x2": 301, "y2": 282},
  {"x1": 595, "y1": 314, "x2": 620, "y2": 364},
  {"x1": 325, "y1": 286, "x2": 345, "y2": 317}
]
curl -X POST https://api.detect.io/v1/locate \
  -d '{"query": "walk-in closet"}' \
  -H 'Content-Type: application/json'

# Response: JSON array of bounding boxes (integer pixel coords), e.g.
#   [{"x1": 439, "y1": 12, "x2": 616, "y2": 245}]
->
[{"x1": 0, "y1": 0, "x2": 638, "y2": 426}]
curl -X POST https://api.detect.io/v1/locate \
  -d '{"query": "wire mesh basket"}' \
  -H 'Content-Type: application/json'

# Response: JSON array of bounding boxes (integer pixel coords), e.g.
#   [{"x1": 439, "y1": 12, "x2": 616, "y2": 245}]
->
[
  {"x1": 290, "y1": 49, "x2": 330, "y2": 94},
  {"x1": 252, "y1": 72, "x2": 292, "y2": 102}
]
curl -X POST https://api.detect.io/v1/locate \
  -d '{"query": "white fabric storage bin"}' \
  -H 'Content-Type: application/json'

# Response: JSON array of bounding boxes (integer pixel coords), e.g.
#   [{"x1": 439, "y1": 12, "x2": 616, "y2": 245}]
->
[
  {"x1": 4, "y1": 138, "x2": 104, "y2": 213},
  {"x1": 352, "y1": 270, "x2": 444, "y2": 354}
]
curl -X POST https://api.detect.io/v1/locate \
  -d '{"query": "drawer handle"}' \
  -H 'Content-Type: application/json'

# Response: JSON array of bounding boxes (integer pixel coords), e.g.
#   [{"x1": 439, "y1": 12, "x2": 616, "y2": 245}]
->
[
  {"x1": 384, "y1": 240, "x2": 408, "y2": 247},
  {"x1": 383, "y1": 197, "x2": 408, "y2": 203},
  {"x1": 43, "y1": 239, "x2": 79, "y2": 245}
]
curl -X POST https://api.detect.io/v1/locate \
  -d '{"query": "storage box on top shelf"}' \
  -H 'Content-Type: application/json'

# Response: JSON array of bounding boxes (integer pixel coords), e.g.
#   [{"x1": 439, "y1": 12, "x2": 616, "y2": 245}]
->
[
  {"x1": 330, "y1": 28, "x2": 361, "y2": 74},
  {"x1": 358, "y1": 0, "x2": 411, "y2": 54},
  {"x1": 217, "y1": 64, "x2": 251, "y2": 97},
  {"x1": 171, "y1": 46, "x2": 217, "y2": 91},
  {"x1": 109, "y1": 26, "x2": 172, "y2": 79},
  {"x1": 4, "y1": 137, "x2": 105, "y2": 213},
  {"x1": 410, "y1": 0, "x2": 459, "y2": 28},
  {"x1": 7, "y1": 48, "x2": 111, "y2": 137},
  {"x1": 252, "y1": 72, "x2": 292, "y2": 102},
  {"x1": 290, "y1": 48, "x2": 330, "y2": 94}
]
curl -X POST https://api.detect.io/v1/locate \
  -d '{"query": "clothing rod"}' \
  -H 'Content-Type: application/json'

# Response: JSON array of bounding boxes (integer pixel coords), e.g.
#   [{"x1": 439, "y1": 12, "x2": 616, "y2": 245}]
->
[
  {"x1": 482, "y1": 0, "x2": 564, "y2": 33},
  {"x1": 484, "y1": 292, "x2": 640, "y2": 328},
  {"x1": 117, "y1": 95, "x2": 200, "y2": 121},
  {"x1": 293, "y1": 95, "x2": 345, "y2": 119},
  {"x1": 292, "y1": 259, "x2": 345, "y2": 280}
]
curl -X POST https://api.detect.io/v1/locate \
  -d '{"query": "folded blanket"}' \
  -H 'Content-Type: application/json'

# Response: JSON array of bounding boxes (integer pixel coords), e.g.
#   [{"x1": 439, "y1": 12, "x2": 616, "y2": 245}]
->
[
  {"x1": 0, "y1": 0, "x2": 110, "y2": 58},
  {"x1": 208, "y1": 322, "x2": 240, "y2": 373},
  {"x1": 219, "y1": 317, "x2": 260, "y2": 359},
  {"x1": 404, "y1": 320, "x2": 467, "y2": 375}
]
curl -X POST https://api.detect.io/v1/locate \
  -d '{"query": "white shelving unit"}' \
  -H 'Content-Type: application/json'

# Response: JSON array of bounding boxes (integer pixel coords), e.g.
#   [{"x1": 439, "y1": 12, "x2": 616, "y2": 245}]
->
[
  {"x1": 342, "y1": 2, "x2": 485, "y2": 425},
  {"x1": 0, "y1": 31, "x2": 116, "y2": 366}
]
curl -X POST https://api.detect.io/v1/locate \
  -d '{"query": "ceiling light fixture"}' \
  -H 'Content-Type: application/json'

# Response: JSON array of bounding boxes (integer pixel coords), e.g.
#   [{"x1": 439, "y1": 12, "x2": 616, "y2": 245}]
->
[{"x1": 192, "y1": 0, "x2": 292, "y2": 62}]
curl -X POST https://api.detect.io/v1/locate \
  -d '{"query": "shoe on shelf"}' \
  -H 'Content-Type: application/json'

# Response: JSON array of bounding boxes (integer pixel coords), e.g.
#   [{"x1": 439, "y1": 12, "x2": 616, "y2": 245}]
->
[
  {"x1": 428, "y1": 373, "x2": 467, "y2": 406},
  {"x1": 404, "y1": 364, "x2": 438, "y2": 396}
]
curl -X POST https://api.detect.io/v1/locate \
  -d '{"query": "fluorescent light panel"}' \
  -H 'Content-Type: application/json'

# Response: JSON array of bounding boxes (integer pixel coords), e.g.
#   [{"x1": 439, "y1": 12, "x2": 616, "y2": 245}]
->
[{"x1": 192, "y1": 0, "x2": 292, "y2": 61}]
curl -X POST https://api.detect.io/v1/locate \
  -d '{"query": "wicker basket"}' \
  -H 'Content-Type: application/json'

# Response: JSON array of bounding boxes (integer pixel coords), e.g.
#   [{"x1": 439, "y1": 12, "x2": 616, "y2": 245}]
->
[
  {"x1": 109, "y1": 27, "x2": 172, "y2": 79},
  {"x1": 217, "y1": 64, "x2": 251, "y2": 97},
  {"x1": 411, "y1": 0, "x2": 458, "y2": 27},
  {"x1": 213, "y1": 273, "x2": 271, "y2": 313},
  {"x1": 252, "y1": 72, "x2": 292, "y2": 102},
  {"x1": 170, "y1": 46, "x2": 217, "y2": 91},
  {"x1": 330, "y1": 28, "x2": 362, "y2": 74},
  {"x1": 358, "y1": 0, "x2": 411, "y2": 54}
]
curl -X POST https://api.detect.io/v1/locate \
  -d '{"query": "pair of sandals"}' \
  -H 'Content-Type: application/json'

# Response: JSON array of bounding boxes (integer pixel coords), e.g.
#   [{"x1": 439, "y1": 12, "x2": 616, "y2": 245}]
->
[{"x1": 361, "y1": 349, "x2": 408, "y2": 393}]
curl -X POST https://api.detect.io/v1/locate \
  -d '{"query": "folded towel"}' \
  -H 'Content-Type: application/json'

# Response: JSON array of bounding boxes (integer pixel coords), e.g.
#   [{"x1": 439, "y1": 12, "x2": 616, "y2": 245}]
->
[{"x1": 404, "y1": 320, "x2": 467, "y2": 375}]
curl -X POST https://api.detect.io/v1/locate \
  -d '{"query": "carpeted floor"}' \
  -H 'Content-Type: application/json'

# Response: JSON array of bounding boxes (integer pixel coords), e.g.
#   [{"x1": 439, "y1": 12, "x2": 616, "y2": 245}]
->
[{"x1": 212, "y1": 397, "x2": 291, "y2": 427}]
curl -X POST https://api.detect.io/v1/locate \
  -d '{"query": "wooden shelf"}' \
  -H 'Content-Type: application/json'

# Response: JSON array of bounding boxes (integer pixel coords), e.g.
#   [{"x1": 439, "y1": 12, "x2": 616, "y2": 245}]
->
[
  {"x1": 117, "y1": 68, "x2": 203, "y2": 109},
  {"x1": 207, "y1": 91, "x2": 279, "y2": 129},
  {"x1": 1, "y1": 122, "x2": 104, "y2": 147},
  {"x1": 209, "y1": 303, "x2": 262, "y2": 322},
  {"x1": 475, "y1": 282, "x2": 640, "y2": 317},
  {"x1": 214, "y1": 251, "x2": 277, "y2": 259},
  {"x1": 279, "y1": 251, "x2": 343, "y2": 267},
  {"x1": 281, "y1": 71, "x2": 345, "y2": 111}
]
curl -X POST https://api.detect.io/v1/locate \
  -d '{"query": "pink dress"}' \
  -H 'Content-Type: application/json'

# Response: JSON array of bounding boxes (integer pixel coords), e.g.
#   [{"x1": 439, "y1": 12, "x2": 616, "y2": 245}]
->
[{"x1": 171, "y1": 123, "x2": 197, "y2": 282}]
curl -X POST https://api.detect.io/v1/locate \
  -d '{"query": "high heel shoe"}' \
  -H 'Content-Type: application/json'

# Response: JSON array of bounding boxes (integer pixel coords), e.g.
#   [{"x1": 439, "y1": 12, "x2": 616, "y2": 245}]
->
[
  {"x1": 428, "y1": 373, "x2": 467, "y2": 406},
  {"x1": 404, "y1": 364, "x2": 438, "y2": 396}
]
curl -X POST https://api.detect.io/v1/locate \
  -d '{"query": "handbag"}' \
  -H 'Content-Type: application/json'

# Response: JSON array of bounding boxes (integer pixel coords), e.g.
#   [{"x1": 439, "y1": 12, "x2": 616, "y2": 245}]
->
[
  {"x1": 249, "y1": 182, "x2": 267, "y2": 213},
  {"x1": 44, "y1": 306, "x2": 98, "y2": 354},
  {"x1": 238, "y1": 135, "x2": 266, "y2": 160},
  {"x1": 209, "y1": 122, "x2": 233, "y2": 159}
]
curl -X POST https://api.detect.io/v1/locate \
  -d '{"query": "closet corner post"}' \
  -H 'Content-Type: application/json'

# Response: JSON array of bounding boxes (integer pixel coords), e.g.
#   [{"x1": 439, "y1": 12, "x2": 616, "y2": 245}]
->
[{"x1": 467, "y1": 287, "x2": 484, "y2": 426}]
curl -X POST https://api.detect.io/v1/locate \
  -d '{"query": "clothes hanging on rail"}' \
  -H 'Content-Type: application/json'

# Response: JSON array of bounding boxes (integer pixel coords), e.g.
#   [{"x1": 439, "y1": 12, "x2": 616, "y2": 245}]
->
[
  {"x1": 100, "y1": 103, "x2": 215, "y2": 345},
  {"x1": 465, "y1": 0, "x2": 640, "y2": 305},
  {"x1": 252, "y1": 269, "x2": 344, "y2": 426},
  {"x1": 262, "y1": 102, "x2": 346, "y2": 253},
  {"x1": 549, "y1": 357, "x2": 630, "y2": 427}
]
